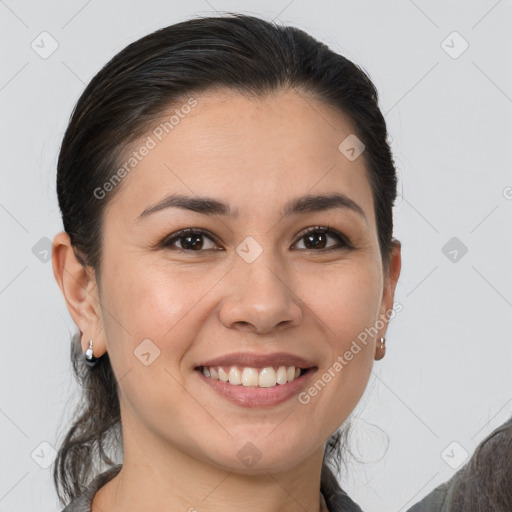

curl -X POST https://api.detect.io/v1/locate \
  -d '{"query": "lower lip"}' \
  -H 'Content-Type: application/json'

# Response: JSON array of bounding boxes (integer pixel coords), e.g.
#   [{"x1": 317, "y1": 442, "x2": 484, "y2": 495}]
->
[{"x1": 196, "y1": 369, "x2": 316, "y2": 408}]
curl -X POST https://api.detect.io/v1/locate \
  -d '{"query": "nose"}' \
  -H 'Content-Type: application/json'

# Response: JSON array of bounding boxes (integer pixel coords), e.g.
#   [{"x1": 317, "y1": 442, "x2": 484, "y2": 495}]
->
[{"x1": 218, "y1": 248, "x2": 303, "y2": 335}]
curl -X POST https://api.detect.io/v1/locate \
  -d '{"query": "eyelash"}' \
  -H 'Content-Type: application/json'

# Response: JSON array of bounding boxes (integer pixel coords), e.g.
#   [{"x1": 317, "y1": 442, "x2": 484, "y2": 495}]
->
[{"x1": 160, "y1": 226, "x2": 353, "y2": 253}]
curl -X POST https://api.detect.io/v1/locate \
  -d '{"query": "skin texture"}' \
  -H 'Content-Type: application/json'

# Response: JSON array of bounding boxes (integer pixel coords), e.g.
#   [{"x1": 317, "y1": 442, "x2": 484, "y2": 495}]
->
[{"x1": 52, "y1": 88, "x2": 401, "y2": 512}]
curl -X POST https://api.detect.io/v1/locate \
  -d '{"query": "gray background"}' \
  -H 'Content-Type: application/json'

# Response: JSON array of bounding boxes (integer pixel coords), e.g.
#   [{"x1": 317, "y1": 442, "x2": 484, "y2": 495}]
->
[{"x1": 1, "y1": 1, "x2": 511, "y2": 510}]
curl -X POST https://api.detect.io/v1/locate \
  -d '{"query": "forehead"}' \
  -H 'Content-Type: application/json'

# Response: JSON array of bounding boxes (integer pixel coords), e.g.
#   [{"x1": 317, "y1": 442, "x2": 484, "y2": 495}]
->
[{"x1": 105, "y1": 88, "x2": 375, "y2": 227}]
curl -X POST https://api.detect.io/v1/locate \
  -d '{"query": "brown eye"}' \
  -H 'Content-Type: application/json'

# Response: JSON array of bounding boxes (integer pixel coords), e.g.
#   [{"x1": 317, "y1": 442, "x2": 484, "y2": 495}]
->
[
  {"x1": 293, "y1": 227, "x2": 352, "y2": 251},
  {"x1": 162, "y1": 229, "x2": 218, "y2": 251},
  {"x1": 160, "y1": 226, "x2": 352, "y2": 253}
]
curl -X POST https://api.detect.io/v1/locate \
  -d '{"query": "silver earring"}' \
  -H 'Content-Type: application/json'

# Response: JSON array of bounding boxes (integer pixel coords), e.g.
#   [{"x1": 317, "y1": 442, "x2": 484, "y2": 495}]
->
[{"x1": 84, "y1": 339, "x2": 99, "y2": 367}]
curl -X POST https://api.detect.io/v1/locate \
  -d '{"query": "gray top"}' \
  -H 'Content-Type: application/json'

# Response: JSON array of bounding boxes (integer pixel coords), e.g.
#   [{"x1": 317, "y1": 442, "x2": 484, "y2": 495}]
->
[
  {"x1": 406, "y1": 477, "x2": 456, "y2": 512},
  {"x1": 61, "y1": 463, "x2": 363, "y2": 512},
  {"x1": 408, "y1": 414, "x2": 512, "y2": 511}
]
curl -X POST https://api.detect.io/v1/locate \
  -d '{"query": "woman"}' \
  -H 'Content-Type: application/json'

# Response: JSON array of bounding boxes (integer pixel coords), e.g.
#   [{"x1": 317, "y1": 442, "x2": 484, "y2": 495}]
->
[{"x1": 51, "y1": 13, "x2": 402, "y2": 511}]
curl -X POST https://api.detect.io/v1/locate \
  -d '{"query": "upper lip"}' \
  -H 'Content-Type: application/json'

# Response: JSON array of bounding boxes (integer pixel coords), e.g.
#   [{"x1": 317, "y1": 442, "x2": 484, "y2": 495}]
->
[{"x1": 196, "y1": 352, "x2": 316, "y2": 369}]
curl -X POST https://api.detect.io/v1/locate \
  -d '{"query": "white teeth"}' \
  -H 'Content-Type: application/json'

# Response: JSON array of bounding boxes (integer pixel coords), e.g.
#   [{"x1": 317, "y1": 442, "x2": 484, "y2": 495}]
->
[
  {"x1": 202, "y1": 365, "x2": 304, "y2": 387},
  {"x1": 276, "y1": 366, "x2": 288, "y2": 385},
  {"x1": 218, "y1": 367, "x2": 229, "y2": 382},
  {"x1": 228, "y1": 367, "x2": 242, "y2": 385},
  {"x1": 259, "y1": 367, "x2": 277, "y2": 387},
  {"x1": 241, "y1": 367, "x2": 259, "y2": 387}
]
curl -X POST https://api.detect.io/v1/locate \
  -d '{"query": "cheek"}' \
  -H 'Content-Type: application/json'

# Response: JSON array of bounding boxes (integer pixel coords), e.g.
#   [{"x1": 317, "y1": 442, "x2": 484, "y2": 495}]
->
[
  {"x1": 329, "y1": 266, "x2": 381, "y2": 384},
  {"x1": 98, "y1": 257, "x2": 184, "y2": 367},
  {"x1": 103, "y1": 250, "x2": 194, "y2": 329},
  {"x1": 294, "y1": 263, "x2": 381, "y2": 426},
  {"x1": 100, "y1": 257, "x2": 228, "y2": 381},
  {"x1": 299, "y1": 260, "x2": 382, "y2": 344},
  {"x1": 98, "y1": 263, "x2": 208, "y2": 423}
]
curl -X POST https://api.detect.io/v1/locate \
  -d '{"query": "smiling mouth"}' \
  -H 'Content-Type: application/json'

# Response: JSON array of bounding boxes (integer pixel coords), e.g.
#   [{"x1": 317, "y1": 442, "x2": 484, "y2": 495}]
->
[{"x1": 195, "y1": 365, "x2": 312, "y2": 388}]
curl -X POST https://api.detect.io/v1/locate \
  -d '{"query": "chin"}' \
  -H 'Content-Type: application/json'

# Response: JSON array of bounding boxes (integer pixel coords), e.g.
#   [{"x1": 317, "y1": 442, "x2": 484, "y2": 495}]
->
[{"x1": 202, "y1": 435, "x2": 319, "y2": 474}]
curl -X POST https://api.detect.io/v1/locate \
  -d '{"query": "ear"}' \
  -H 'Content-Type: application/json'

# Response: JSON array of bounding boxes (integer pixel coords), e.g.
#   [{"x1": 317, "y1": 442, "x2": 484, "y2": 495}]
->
[
  {"x1": 378, "y1": 239, "x2": 402, "y2": 336},
  {"x1": 52, "y1": 231, "x2": 107, "y2": 357}
]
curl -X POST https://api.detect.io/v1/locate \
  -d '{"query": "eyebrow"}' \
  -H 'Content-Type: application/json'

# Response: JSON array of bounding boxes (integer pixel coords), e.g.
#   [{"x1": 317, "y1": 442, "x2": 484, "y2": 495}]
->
[{"x1": 136, "y1": 192, "x2": 367, "y2": 224}]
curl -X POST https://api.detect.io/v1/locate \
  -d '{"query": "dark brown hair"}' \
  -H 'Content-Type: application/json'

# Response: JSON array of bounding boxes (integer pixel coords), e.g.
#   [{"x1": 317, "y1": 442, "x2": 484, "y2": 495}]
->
[{"x1": 53, "y1": 12, "x2": 398, "y2": 504}]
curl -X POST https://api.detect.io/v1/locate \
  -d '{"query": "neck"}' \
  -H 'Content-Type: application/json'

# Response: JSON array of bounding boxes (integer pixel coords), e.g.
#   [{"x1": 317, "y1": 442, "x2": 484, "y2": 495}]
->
[{"x1": 92, "y1": 419, "x2": 327, "y2": 512}]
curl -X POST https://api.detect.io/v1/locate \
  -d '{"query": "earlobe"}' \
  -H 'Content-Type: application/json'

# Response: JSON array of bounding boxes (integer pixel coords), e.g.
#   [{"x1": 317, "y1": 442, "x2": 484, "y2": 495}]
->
[{"x1": 52, "y1": 231, "x2": 106, "y2": 357}]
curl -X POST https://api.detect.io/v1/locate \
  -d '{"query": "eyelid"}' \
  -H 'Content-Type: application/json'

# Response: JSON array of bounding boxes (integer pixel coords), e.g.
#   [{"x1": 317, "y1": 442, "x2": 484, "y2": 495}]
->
[
  {"x1": 160, "y1": 228, "x2": 221, "y2": 250},
  {"x1": 292, "y1": 225, "x2": 353, "y2": 250},
  {"x1": 160, "y1": 225, "x2": 353, "y2": 252}
]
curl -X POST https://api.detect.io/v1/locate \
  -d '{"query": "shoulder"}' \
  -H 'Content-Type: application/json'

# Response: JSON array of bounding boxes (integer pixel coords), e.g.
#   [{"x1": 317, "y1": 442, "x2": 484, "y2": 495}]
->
[
  {"x1": 407, "y1": 414, "x2": 512, "y2": 512},
  {"x1": 406, "y1": 480, "x2": 453, "y2": 512},
  {"x1": 406, "y1": 460, "x2": 468, "y2": 512},
  {"x1": 321, "y1": 464, "x2": 364, "y2": 512},
  {"x1": 60, "y1": 464, "x2": 122, "y2": 512}
]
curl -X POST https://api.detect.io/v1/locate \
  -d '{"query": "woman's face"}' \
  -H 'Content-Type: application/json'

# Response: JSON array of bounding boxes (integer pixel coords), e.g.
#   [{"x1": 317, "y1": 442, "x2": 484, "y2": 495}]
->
[{"x1": 72, "y1": 88, "x2": 400, "y2": 473}]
